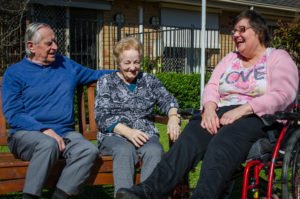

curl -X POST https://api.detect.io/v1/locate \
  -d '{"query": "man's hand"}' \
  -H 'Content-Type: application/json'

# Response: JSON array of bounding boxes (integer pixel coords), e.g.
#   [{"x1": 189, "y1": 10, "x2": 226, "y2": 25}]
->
[{"x1": 42, "y1": 129, "x2": 65, "y2": 151}]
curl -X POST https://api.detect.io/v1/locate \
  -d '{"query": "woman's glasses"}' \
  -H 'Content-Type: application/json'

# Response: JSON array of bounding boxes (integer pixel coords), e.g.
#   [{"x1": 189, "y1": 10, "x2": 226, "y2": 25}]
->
[{"x1": 231, "y1": 26, "x2": 252, "y2": 35}]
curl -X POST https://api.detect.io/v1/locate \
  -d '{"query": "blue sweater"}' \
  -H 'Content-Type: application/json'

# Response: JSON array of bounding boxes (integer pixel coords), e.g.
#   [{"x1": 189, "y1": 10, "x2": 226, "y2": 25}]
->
[{"x1": 2, "y1": 55, "x2": 112, "y2": 136}]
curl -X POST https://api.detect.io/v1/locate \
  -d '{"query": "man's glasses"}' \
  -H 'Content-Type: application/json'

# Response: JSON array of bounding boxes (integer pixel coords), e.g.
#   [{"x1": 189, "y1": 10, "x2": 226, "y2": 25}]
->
[{"x1": 231, "y1": 26, "x2": 252, "y2": 35}]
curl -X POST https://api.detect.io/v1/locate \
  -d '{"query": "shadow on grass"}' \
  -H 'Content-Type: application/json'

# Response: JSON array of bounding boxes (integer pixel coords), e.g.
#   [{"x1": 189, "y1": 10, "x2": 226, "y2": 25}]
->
[
  {"x1": 188, "y1": 162, "x2": 242, "y2": 199},
  {"x1": 73, "y1": 185, "x2": 114, "y2": 199},
  {"x1": 0, "y1": 185, "x2": 114, "y2": 199}
]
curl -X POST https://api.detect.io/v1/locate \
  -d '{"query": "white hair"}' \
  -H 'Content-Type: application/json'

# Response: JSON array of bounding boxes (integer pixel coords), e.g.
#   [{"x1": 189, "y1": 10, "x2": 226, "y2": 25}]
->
[{"x1": 24, "y1": 22, "x2": 52, "y2": 56}]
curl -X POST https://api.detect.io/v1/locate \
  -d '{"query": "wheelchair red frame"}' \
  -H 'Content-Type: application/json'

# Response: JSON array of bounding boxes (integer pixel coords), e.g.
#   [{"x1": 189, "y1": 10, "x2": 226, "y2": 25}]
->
[{"x1": 241, "y1": 106, "x2": 300, "y2": 199}]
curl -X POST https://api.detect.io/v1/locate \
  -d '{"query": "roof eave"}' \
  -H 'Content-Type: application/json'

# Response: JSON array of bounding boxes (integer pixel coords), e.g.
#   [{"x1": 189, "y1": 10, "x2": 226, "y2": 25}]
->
[{"x1": 211, "y1": 0, "x2": 299, "y2": 12}]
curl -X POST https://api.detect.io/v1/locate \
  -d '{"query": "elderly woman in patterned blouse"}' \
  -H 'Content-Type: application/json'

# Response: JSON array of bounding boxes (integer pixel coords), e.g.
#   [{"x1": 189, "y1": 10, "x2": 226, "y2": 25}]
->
[{"x1": 94, "y1": 36, "x2": 180, "y2": 196}]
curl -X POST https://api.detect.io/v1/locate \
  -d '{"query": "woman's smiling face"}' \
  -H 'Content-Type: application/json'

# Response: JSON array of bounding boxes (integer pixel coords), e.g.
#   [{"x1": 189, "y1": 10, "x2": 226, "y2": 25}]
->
[
  {"x1": 232, "y1": 18, "x2": 260, "y2": 56},
  {"x1": 118, "y1": 48, "x2": 141, "y2": 84}
]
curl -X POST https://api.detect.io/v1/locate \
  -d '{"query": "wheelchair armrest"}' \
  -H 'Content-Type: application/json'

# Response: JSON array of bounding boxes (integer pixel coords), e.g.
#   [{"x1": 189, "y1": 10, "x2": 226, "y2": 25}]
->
[
  {"x1": 262, "y1": 111, "x2": 300, "y2": 121},
  {"x1": 262, "y1": 111, "x2": 300, "y2": 124},
  {"x1": 274, "y1": 111, "x2": 300, "y2": 120}
]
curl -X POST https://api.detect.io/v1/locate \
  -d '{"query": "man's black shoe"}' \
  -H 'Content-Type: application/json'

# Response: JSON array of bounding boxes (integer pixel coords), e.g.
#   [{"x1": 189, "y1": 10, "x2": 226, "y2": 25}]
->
[
  {"x1": 115, "y1": 188, "x2": 141, "y2": 199},
  {"x1": 115, "y1": 184, "x2": 152, "y2": 199}
]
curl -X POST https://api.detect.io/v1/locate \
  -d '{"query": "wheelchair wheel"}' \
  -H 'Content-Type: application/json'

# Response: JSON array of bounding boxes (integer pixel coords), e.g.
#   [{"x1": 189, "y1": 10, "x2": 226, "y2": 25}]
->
[{"x1": 282, "y1": 128, "x2": 300, "y2": 199}]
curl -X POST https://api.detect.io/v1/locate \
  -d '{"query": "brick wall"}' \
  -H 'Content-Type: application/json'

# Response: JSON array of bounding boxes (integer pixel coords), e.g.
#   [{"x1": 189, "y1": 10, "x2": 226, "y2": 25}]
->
[{"x1": 100, "y1": 0, "x2": 160, "y2": 69}]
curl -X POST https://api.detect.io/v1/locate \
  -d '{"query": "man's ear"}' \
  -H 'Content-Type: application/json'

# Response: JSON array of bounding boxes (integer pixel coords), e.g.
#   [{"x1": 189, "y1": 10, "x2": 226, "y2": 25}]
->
[{"x1": 27, "y1": 41, "x2": 35, "y2": 54}]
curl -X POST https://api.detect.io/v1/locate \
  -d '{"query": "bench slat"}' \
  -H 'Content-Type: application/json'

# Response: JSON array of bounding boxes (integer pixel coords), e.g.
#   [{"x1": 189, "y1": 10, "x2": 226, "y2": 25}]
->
[
  {"x1": 0, "y1": 136, "x2": 8, "y2": 146},
  {"x1": 82, "y1": 131, "x2": 98, "y2": 141},
  {"x1": 0, "y1": 77, "x2": 8, "y2": 146},
  {"x1": 0, "y1": 179, "x2": 25, "y2": 194},
  {"x1": 0, "y1": 166, "x2": 28, "y2": 180}
]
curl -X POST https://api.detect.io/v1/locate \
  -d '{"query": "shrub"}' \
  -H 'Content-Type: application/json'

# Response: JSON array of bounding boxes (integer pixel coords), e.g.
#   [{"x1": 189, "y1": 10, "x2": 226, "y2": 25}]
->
[
  {"x1": 272, "y1": 16, "x2": 300, "y2": 68},
  {"x1": 156, "y1": 73, "x2": 201, "y2": 110}
]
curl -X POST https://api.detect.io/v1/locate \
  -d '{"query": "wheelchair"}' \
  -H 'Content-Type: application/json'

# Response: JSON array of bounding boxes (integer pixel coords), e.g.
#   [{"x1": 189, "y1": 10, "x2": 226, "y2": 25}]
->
[
  {"x1": 179, "y1": 102, "x2": 300, "y2": 199},
  {"x1": 240, "y1": 105, "x2": 300, "y2": 199}
]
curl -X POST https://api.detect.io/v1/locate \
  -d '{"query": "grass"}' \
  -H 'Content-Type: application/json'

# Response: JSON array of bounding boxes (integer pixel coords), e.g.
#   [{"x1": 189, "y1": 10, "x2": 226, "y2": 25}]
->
[
  {"x1": 0, "y1": 122, "x2": 243, "y2": 198},
  {"x1": 156, "y1": 121, "x2": 201, "y2": 188}
]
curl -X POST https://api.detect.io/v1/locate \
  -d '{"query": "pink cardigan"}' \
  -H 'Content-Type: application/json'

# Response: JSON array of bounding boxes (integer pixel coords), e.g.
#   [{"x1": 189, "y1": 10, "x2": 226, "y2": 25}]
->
[{"x1": 202, "y1": 49, "x2": 299, "y2": 116}]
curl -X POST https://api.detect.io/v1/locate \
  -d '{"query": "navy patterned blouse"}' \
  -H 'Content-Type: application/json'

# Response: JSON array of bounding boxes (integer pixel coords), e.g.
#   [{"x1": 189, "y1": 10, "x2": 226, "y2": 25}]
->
[{"x1": 95, "y1": 72, "x2": 179, "y2": 143}]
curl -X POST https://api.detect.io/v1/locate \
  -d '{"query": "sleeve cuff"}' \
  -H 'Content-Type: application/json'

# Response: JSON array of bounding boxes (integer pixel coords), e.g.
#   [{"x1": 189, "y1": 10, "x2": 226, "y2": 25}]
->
[{"x1": 107, "y1": 122, "x2": 119, "y2": 132}]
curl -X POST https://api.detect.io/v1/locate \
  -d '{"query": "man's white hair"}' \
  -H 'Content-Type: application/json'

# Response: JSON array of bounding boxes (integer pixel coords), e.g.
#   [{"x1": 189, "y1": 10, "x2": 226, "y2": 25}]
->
[{"x1": 24, "y1": 22, "x2": 52, "y2": 56}]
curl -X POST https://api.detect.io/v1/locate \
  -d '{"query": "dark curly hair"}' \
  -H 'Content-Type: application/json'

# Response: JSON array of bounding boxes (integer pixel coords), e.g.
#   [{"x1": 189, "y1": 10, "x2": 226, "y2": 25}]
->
[{"x1": 233, "y1": 10, "x2": 271, "y2": 47}]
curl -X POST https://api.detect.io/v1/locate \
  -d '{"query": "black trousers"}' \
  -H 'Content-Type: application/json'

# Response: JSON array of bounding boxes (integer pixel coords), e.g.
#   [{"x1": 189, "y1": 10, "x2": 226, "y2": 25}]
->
[{"x1": 143, "y1": 105, "x2": 268, "y2": 199}]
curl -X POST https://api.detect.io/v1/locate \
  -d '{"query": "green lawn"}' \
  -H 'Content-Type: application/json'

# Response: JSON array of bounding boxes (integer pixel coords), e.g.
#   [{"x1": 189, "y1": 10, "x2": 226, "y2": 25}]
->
[
  {"x1": 156, "y1": 121, "x2": 201, "y2": 189},
  {"x1": 0, "y1": 122, "x2": 243, "y2": 199}
]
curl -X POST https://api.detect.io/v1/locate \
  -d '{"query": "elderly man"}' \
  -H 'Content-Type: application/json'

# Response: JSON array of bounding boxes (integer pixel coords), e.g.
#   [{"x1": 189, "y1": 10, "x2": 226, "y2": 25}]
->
[{"x1": 1, "y1": 22, "x2": 112, "y2": 199}]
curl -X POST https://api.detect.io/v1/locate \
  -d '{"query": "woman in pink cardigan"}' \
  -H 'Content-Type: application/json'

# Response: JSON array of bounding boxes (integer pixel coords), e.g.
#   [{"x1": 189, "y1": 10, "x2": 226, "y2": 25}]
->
[{"x1": 116, "y1": 10, "x2": 299, "y2": 199}]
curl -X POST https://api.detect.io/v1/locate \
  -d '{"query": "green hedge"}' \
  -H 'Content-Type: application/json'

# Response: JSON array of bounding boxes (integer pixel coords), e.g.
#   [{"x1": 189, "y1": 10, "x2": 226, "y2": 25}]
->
[{"x1": 156, "y1": 73, "x2": 201, "y2": 110}]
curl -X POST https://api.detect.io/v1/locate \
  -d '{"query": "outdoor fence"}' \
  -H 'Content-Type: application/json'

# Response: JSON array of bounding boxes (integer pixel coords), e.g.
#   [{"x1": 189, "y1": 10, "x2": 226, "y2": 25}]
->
[
  {"x1": 127, "y1": 26, "x2": 235, "y2": 73},
  {"x1": 0, "y1": 5, "x2": 235, "y2": 75}
]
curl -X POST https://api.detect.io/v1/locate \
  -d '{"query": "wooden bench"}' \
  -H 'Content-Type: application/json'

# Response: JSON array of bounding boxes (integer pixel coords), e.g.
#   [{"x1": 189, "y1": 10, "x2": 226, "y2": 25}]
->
[{"x1": 0, "y1": 77, "x2": 188, "y2": 198}]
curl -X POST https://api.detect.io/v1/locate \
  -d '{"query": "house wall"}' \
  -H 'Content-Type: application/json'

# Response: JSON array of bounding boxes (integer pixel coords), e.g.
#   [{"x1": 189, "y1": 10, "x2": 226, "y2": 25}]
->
[
  {"x1": 219, "y1": 10, "x2": 238, "y2": 60},
  {"x1": 103, "y1": 0, "x2": 160, "y2": 25},
  {"x1": 100, "y1": 0, "x2": 160, "y2": 68}
]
